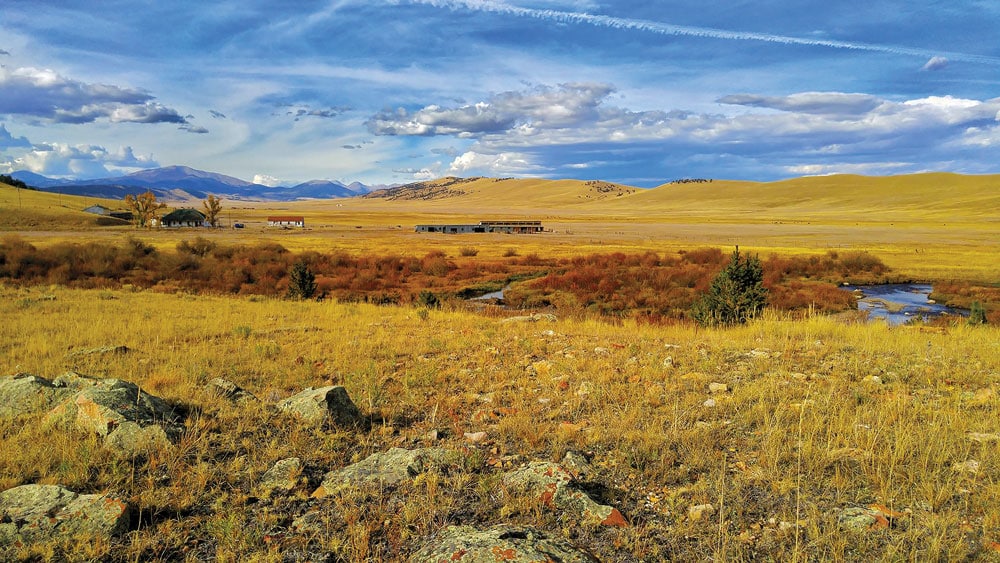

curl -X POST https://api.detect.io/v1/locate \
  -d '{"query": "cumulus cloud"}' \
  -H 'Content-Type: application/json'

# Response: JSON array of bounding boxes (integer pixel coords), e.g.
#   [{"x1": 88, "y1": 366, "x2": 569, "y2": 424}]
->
[
  {"x1": 3, "y1": 142, "x2": 159, "y2": 178},
  {"x1": 922, "y1": 56, "x2": 949, "y2": 71},
  {"x1": 373, "y1": 83, "x2": 1000, "y2": 179},
  {"x1": 0, "y1": 124, "x2": 31, "y2": 149},
  {"x1": 368, "y1": 83, "x2": 614, "y2": 136},
  {"x1": 0, "y1": 49, "x2": 9, "y2": 56},
  {"x1": 0, "y1": 66, "x2": 186, "y2": 125},
  {"x1": 253, "y1": 174, "x2": 283, "y2": 186}
]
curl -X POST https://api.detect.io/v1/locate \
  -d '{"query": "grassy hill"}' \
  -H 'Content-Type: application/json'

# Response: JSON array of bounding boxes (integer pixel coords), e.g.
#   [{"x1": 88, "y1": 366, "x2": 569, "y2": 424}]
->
[
  {"x1": 0, "y1": 182, "x2": 129, "y2": 230},
  {"x1": 609, "y1": 173, "x2": 1000, "y2": 223}
]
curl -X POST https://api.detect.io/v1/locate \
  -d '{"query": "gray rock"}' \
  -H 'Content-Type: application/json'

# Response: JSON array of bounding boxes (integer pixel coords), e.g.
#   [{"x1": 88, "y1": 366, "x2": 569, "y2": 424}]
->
[
  {"x1": 66, "y1": 345, "x2": 130, "y2": 359},
  {"x1": 837, "y1": 507, "x2": 884, "y2": 532},
  {"x1": 502, "y1": 461, "x2": 627, "y2": 527},
  {"x1": 259, "y1": 457, "x2": 303, "y2": 495},
  {"x1": 0, "y1": 374, "x2": 77, "y2": 418},
  {"x1": 206, "y1": 377, "x2": 258, "y2": 402},
  {"x1": 500, "y1": 313, "x2": 558, "y2": 324},
  {"x1": 0, "y1": 484, "x2": 129, "y2": 545},
  {"x1": 409, "y1": 525, "x2": 598, "y2": 563},
  {"x1": 276, "y1": 386, "x2": 362, "y2": 426},
  {"x1": 313, "y1": 447, "x2": 451, "y2": 497}
]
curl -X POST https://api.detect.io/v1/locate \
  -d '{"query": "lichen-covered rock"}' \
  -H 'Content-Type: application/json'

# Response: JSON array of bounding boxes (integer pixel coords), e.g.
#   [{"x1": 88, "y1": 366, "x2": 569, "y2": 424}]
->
[
  {"x1": 0, "y1": 484, "x2": 129, "y2": 545},
  {"x1": 409, "y1": 525, "x2": 598, "y2": 563},
  {"x1": 276, "y1": 386, "x2": 362, "y2": 426},
  {"x1": 65, "y1": 345, "x2": 130, "y2": 359},
  {"x1": 39, "y1": 375, "x2": 183, "y2": 455},
  {"x1": 206, "y1": 377, "x2": 258, "y2": 402},
  {"x1": 502, "y1": 461, "x2": 627, "y2": 527},
  {"x1": 313, "y1": 447, "x2": 452, "y2": 497},
  {"x1": 259, "y1": 457, "x2": 303, "y2": 495},
  {"x1": 0, "y1": 374, "x2": 77, "y2": 418}
]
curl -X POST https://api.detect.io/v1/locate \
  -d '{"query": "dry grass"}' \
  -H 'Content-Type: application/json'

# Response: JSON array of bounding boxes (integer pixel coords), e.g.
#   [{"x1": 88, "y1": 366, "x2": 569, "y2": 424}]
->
[{"x1": 1, "y1": 285, "x2": 998, "y2": 561}]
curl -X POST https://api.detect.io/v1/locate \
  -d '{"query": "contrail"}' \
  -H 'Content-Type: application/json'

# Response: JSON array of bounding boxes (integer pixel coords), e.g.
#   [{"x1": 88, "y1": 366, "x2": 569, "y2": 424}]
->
[{"x1": 404, "y1": 0, "x2": 1000, "y2": 66}]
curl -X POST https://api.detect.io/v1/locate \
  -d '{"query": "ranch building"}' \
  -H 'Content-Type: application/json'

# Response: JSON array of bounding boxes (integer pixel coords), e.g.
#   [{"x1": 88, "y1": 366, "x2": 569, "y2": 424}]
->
[
  {"x1": 414, "y1": 220, "x2": 543, "y2": 234},
  {"x1": 267, "y1": 216, "x2": 305, "y2": 228},
  {"x1": 161, "y1": 209, "x2": 208, "y2": 228}
]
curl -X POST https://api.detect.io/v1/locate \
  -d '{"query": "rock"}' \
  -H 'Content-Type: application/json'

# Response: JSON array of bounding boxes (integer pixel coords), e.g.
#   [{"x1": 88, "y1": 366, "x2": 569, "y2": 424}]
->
[
  {"x1": 0, "y1": 484, "x2": 129, "y2": 545},
  {"x1": 837, "y1": 507, "x2": 888, "y2": 532},
  {"x1": 409, "y1": 525, "x2": 598, "y2": 563},
  {"x1": 688, "y1": 503, "x2": 716, "y2": 521},
  {"x1": 0, "y1": 374, "x2": 78, "y2": 418},
  {"x1": 206, "y1": 377, "x2": 258, "y2": 402},
  {"x1": 560, "y1": 451, "x2": 593, "y2": 479},
  {"x1": 464, "y1": 431, "x2": 488, "y2": 444},
  {"x1": 501, "y1": 313, "x2": 558, "y2": 324},
  {"x1": 967, "y1": 432, "x2": 1000, "y2": 443},
  {"x1": 313, "y1": 447, "x2": 452, "y2": 497},
  {"x1": 593, "y1": 347, "x2": 609, "y2": 356},
  {"x1": 259, "y1": 458, "x2": 303, "y2": 495},
  {"x1": 65, "y1": 345, "x2": 130, "y2": 359},
  {"x1": 703, "y1": 398, "x2": 717, "y2": 408},
  {"x1": 503, "y1": 461, "x2": 627, "y2": 527},
  {"x1": 662, "y1": 356, "x2": 674, "y2": 368},
  {"x1": 952, "y1": 460, "x2": 981, "y2": 475},
  {"x1": 576, "y1": 382, "x2": 593, "y2": 397},
  {"x1": 708, "y1": 382, "x2": 729, "y2": 394},
  {"x1": 864, "y1": 375, "x2": 883, "y2": 385},
  {"x1": 39, "y1": 376, "x2": 183, "y2": 455},
  {"x1": 277, "y1": 386, "x2": 362, "y2": 426}
]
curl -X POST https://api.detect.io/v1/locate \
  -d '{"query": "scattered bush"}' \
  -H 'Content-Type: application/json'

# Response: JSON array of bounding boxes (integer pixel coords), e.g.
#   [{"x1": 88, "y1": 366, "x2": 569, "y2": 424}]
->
[{"x1": 459, "y1": 246, "x2": 479, "y2": 257}]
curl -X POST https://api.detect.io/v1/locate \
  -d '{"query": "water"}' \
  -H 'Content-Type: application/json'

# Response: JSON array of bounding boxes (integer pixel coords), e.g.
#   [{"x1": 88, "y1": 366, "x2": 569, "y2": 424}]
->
[{"x1": 843, "y1": 284, "x2": 965, "y2": 325}]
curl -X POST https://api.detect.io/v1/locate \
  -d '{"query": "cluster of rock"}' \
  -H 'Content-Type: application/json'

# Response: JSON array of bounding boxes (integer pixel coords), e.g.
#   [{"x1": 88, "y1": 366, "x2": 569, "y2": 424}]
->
[{"x1": 1, "y1": 372, "x2": 619, "y2": 557}]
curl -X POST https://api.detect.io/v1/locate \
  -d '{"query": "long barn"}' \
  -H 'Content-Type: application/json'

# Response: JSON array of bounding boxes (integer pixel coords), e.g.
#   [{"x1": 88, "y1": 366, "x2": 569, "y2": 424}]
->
[{"x1": 415, "y1": 220, "x2": 543, "y2": 234}]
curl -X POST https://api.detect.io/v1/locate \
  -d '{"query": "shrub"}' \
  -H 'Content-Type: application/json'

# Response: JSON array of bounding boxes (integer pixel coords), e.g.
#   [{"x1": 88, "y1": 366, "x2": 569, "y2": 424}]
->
[
  {"x1": 417, "y1": 290, "x2": 440, "y2": 308},
  {"x1": 459, "y1": 246, "x2": 479, "y2": 257},
  {"x1": 503, "y1": 247, "x2": 519, "y2": 257},
  {"x1": 969, "y1": 301, "x2": 987, "y2": 325},
  {"x1": 286, "y1": 261, "x2": 317, "y2": 300},
  {"x1": 692, "y1": 247, "x2": 767, "y2": 325}
]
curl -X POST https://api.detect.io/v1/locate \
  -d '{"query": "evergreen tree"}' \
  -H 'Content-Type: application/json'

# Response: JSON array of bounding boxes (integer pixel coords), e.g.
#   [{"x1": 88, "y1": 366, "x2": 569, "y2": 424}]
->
[
  {"x1": 287, "y1": 261, "x2": 317, "y2": 300},
  {"x1": 692, "y1": 246, "x2": 767, "y2": 325},
  {"x1": 969, "y1": 301, "x2": 987, "y2": 325}
]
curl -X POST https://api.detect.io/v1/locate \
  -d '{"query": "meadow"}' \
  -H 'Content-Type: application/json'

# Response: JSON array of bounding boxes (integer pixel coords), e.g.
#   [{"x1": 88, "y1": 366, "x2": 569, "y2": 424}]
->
[{"x1": 0, "y1": 175, "x2": 998, "y2": 560}]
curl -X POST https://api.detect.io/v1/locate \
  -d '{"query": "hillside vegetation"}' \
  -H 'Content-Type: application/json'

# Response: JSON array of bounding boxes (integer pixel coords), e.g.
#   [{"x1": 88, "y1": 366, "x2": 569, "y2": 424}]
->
[{"x1": 0, "y1": 181, "x2": 127, "y2": 230}]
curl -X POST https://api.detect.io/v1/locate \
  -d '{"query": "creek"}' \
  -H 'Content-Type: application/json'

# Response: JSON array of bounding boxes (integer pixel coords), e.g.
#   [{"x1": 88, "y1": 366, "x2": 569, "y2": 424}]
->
[{"x1": 842, "y1": 283, "x2": 966, "y2": 325}]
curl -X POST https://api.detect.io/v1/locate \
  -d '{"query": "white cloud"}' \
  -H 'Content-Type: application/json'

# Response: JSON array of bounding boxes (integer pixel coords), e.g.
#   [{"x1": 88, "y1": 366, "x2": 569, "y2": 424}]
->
[
  {"x1": 2, "y1": 142, "x2": 159, "y2": 178},
  {"x1": 0, "y1": 66, "x2": 187, "y2": 125},
  {"x1": 785, "y1": 162, "x2": 913, "y2": 176},
  {"x1": 253, "y1": 174, "x2": 283, "y2": 186},
  {"x1": 448, "y1": 150, "x2": 539, "y2": 175},
  {"x1": 921, "y1": 56, "x2": 949, "y2": 71}
]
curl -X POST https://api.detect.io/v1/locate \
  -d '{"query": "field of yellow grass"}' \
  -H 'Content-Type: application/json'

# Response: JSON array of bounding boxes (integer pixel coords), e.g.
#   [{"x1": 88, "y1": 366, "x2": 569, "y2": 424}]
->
[
  {"x1": 1, "y1": 175, "x2": 998, "y2": 560},
  {"x1": 1, "y1": 285, "x2": 998, "y2": 561}
]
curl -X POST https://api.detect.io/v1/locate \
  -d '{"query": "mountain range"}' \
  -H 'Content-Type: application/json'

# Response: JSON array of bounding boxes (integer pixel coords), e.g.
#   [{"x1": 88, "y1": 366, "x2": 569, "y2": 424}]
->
[{"x1": 10, "y1": 166, "x2": 389, "y2": 202}]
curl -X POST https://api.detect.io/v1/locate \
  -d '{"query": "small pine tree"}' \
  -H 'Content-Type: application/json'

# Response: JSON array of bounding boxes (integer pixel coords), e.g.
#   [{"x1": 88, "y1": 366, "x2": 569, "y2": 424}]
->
[
  {"x1": 968, "y1": 301, "x2": 987, "y2": 325},
  {"x1": 287, "y1": 261, "x2": 317, "y2": 300},
  {"x1": 692, "y1": 246, "x2": 767, "y2": 325}
]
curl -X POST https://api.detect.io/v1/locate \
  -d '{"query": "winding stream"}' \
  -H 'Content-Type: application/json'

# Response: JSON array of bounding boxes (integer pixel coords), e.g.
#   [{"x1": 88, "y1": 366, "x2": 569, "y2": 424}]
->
[{"x1": 843, "y1": 284, "x2": 965, "y2": 325}]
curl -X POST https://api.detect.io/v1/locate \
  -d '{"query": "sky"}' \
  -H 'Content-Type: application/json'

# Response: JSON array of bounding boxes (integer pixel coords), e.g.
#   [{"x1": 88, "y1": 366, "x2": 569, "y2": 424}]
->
[{"x1": 1, "y1": 0, "x2": 1000, "y2": 187}]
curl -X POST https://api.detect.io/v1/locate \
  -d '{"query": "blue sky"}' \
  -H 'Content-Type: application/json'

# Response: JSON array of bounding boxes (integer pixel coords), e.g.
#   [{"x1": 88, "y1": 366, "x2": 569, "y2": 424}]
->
[{"x1": 2, "y1": 0, "x2": 1000, "y2": 187}]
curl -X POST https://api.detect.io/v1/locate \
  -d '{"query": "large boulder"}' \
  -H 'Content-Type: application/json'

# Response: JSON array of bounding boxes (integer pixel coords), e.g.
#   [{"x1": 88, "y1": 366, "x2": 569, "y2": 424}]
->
[
  {"x1": 0, "y1": 374, "x2": 78, "y2": 418},
  {"x1": 313, "y1": 447, "x2": 452, "y2": 498},
  {"x1": 40, "y1": 375, "x2": 183, "y2": 455},
  {"x1": 0, "y1": 484, "x2": 130, "y2": 545},
  {"x1": 409, "y1": 525, "x2": 598, "y2": 563},
  {"x1": 276, "y1": 386, "x2": 362, "y2": 426},
  {"x1": 502, "y1": 461, "x2": 627, "y2": 527}
]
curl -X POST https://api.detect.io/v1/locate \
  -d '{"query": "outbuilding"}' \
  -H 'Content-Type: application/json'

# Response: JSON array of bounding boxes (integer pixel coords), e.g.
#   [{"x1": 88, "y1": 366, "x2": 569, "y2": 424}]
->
[
  {"x1": 161, "y1": 209, "x2": 208, "y2": 228},
  {"x1": 267, "y1": 216, "x2": 305, "y2": 228}
]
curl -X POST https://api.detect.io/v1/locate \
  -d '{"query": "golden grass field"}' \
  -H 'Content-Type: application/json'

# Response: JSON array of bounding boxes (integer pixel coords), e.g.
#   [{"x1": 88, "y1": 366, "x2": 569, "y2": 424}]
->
[
  {"x1": 1, "y1": 176, "x2": 998, "y2": 560},
  {"x1": 3, "y1": 173, "x2": 997, "y2": 281}
]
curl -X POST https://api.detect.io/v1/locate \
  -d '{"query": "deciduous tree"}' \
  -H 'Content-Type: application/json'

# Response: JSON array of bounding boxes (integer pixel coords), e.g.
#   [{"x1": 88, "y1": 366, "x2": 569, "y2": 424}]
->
[
  {"x1": 202, "y1": 194, "x2": 222, "y2": 228},
  {"x1": 124, "y1": 191, "x2": 166, "y2": 228}
]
